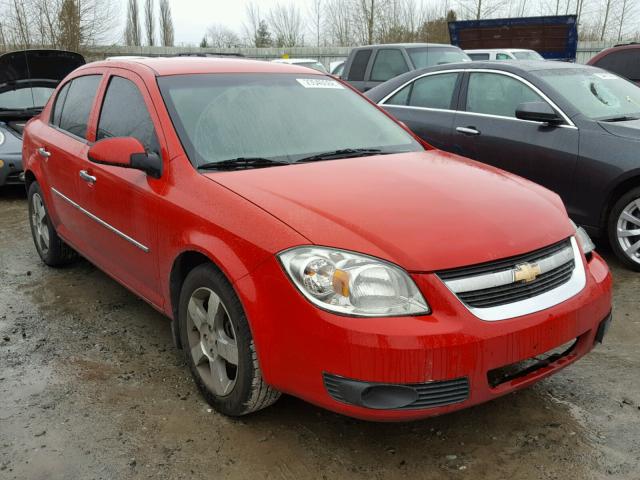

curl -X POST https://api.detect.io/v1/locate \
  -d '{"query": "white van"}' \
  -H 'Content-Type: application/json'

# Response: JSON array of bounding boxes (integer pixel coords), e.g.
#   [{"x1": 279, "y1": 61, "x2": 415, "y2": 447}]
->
[{"x1": 465, "y1": 49, "x2": 544, "y2": 61}]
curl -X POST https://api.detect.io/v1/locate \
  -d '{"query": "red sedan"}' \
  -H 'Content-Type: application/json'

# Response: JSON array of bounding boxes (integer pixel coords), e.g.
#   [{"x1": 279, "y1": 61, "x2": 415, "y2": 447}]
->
[{"x1": 22, "y1": 58, "x2": 612, "y2": 421}]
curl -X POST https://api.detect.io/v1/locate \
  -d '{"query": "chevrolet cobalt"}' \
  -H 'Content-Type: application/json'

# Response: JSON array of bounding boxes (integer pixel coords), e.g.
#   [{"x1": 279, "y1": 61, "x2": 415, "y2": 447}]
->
[{"x1": 23, "y1": 58, "x2": 612, "y2": 420}]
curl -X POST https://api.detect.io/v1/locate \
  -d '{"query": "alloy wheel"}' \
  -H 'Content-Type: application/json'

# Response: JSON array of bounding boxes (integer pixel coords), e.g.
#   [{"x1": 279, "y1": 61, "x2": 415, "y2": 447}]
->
[
  {"x1": 186, "y1": 287, "x2": 239, "y2": 397},
  {"x1": 31, "y1": 192, "x2": 50, "y2": 256},
  {"x1": 617, "y1": 199, "x2": 640, "y2": 266}
]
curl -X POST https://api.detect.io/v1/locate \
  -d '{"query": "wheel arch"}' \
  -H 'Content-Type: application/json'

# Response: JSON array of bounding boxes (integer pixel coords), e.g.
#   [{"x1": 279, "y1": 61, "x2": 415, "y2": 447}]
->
[
  {"x1": 601, "y1": 172, "x2": 640, "y2": 231},
  {"x1": 24, "y1": 169, "x2": 37, "y2": 192},
  {"x1": 168, "y1": 248, "x2": 232, "y2": 349}
]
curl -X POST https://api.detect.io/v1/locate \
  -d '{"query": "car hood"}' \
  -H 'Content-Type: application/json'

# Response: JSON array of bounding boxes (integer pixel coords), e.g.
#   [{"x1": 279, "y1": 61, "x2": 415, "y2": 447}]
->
[
  {"x1": 0, "y1": 50, "x2": 85, "y2": 91},
  {"x1": 205, "y1": 151, "x2": 573, "y2": 271},
  {"x1": 597, "y1": 119, "x2": 640, "y2": 140}
]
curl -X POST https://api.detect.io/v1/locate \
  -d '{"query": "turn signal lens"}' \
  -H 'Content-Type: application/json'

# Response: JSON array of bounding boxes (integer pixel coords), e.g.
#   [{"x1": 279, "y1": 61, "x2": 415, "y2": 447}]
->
[
  {"x1": 278, "y1": 247, "x2": 430, "y2": 317},
  {"x1": 571, "y1": 221, "x2": 596, "y2": 255}
]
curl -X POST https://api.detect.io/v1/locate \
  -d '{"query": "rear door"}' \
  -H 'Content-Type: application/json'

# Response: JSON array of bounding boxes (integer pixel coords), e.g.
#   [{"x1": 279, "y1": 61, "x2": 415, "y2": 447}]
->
[
  {"x1": 30, "y1": 74, "x2": 102, "y2": 243},
  {"x1": 379, "y1": 71, "x2": 462, "y2": 150},
  {"x1": 365, "y1": 48, "x2": 410, "y2": 91},
  {"x1": 345, "y1": 48, "x2": 373, "y2": 92},
  {"x1": 74, "y1": 69, "x2": 164, "y2": 306},
  {"x1": 452, "y1": 70, "x2": 579, "y2": 205}
]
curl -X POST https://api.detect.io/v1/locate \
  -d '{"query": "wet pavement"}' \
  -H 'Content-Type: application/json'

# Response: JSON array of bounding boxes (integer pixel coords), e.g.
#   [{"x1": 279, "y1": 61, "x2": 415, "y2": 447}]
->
[{"x1": 1, "y1": 185, "x2": 639, "y2": 479}]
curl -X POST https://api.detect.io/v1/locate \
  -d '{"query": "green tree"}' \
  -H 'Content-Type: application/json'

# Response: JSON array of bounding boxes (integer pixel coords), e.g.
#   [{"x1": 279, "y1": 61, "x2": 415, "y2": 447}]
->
[
  {"x1": 58, "y1": 0, "x2": 81, "y2": 51},
  {"x1": 254, "y1": 20, "x2": 272, "y2": 47},
  {"x1": 200, "y1": 35, "x2": 209, "y2": 48}
]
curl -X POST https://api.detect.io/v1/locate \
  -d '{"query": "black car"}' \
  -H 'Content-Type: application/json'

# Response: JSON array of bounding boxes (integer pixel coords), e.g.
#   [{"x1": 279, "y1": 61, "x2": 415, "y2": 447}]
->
[
  {"x1": 366, "y1": 61, "x2": 640, "y2": 270},
  {"x1": 0, "y1": 50, "x2": 84, "y2": 186}
]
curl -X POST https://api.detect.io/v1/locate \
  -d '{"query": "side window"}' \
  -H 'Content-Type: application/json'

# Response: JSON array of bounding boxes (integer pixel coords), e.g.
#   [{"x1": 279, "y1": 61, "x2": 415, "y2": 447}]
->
[
  {"x1": 370, "y1": 49, "x2": 409, "y2": 82},
  {"x1": 386, "y1": 84, "x2": 411, "y2": 106},
  {"x1": 57, "y1": 75, "x2": 101, "y2": 139},
  {"x1": 51, "y1": 82, "x2": 71, "y2": 127},
  {"x1": 468, "y1": 53, "x2": 490, "y2": 60},
  {"x1": 496, "y1": 53, "x2": 512, "y2": 60},
  {"x1": 97, "y1": 76, "x2": 159, "y2": 153},
  {"x1": 347, "y1": 49, "x2": 372, "y2": 81},
  {"x1": 466, "y1": 72, "x2": 544, "y2": 118},
  {"x1": 409, "y1": 73, "x2": 459, "y2": 109}
]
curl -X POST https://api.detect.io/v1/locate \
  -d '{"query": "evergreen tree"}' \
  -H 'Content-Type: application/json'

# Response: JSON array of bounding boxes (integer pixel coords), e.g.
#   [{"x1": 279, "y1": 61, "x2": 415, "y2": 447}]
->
[{"x1": 254, "y1": 20, "x2": 273, "y2": 47}]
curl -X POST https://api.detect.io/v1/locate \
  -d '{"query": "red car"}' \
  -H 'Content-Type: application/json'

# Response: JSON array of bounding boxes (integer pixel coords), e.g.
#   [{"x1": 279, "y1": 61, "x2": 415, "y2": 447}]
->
[
  {"x1": 587, "y1": 42, "x2": 640, "y2": 85},
  {"x1": 22, "y1": 58, "x2": 612, "y2": 421}
]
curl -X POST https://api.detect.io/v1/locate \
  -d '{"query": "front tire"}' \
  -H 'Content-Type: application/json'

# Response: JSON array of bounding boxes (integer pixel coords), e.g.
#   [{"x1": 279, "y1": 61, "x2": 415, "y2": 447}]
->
[
  {"x1": 27, "y1": 181, "x2": 76, "y2": 267},
  {"x1": 179, "y1": 263, "x2": 280, "y2": 416},
  {"x1": 608, "y1": 187, "x2": 640, "y2": 271}
]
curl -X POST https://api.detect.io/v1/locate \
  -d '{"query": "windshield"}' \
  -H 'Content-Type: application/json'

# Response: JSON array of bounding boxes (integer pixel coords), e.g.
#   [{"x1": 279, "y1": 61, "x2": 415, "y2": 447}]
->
[
  {"x1": 513, "y1": 51, "x2": 544, "y2": 60},
  {"x1": 408, "y1": 47, "x2": 471, "y2": 69},
  {"x1": 158, "y1": 74, "x2": 421, "y2": 167},
  {"x1": 0, "y1": 86, "x2": 54, "y2": 110},
  {"x1": 538, "y1": 68, "x2": 640, "y2": 120}
]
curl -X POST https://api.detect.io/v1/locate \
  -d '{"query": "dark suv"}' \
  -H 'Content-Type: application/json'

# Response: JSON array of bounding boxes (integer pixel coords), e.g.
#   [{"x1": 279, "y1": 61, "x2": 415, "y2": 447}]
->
[{"x1": 342, "y1": 43, "x2": 470, "y2": 92}]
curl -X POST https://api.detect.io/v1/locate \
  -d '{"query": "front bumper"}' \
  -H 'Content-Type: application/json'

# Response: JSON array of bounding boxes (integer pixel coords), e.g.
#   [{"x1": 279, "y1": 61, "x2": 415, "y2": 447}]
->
[
  {"x1": 236, "y1": 251, "x2": 612, "y2": 421},
  {"x1": 0, "y1": 152, "x2": 23, "y2": 186}
]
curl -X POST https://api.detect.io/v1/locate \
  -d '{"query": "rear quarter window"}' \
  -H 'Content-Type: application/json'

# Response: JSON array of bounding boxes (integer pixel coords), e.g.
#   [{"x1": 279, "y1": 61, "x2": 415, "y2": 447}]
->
[{"x1": 51, "y1": 82, "x2": 71, "y2": 126}]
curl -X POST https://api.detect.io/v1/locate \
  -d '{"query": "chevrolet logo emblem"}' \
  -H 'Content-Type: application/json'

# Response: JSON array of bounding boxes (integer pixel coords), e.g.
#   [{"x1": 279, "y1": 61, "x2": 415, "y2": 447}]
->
[{"x1": 514, "y1": 262, "x2": 542, "y2": 283}]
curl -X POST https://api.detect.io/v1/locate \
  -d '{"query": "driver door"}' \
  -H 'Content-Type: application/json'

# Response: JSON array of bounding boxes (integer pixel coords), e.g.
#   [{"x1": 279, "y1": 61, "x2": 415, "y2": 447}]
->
[
  {"x1": 75, "y1": 70, "x2": 165, "y2": 307},
  {"x1": 452, "y1": 71, "x2": 579, "y2": 208}
]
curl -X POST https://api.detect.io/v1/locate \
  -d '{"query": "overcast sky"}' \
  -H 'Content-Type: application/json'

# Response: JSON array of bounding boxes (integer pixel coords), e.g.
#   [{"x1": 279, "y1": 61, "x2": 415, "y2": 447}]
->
[{"x1": 169, "y1": 0, "x2": 313, "y2": 45}]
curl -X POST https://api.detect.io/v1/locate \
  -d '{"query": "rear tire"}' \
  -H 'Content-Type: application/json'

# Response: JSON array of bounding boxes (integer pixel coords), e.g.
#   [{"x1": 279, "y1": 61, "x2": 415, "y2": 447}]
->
[
  {"x1": 607, "y1": 187, "x2": 640, "y2": 271},
  {"x1": 27, "y1": 181, "x2": 76, "y2": 267},
  {"x1": 178, "y1": 263, "x2": 280, "y2": 416}
]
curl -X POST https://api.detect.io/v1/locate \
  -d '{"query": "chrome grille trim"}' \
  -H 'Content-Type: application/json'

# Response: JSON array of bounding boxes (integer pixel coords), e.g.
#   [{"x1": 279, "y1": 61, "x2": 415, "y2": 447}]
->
[
  {"x1": 446, "y1": 244, "x2": 574, "y2": 294},
  {"x1": 439, "y1": 237, "x2": 586, "y2": 321}
]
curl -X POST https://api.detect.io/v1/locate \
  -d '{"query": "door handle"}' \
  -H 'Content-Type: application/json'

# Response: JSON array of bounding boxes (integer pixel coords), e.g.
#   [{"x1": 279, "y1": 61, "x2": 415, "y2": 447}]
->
[
  {"x1": 79, "y1": 170, "x2": 97, "y2": 184},
  {"x1": 456, "y1": 126, "x2": 481, "y2": 136},
  {"x1": 37, "y1": 147, "x2": 51, "y2": 158}
]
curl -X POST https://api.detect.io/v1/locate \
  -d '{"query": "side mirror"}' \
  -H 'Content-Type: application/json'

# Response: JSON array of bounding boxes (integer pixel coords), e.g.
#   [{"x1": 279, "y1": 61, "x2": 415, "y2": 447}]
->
[
  {"x1": 515, "y1": 101, "x2": 564, "y2": 125},
  {"x1": 88, "y1": 137, "x2": 162, "y2": 179}
]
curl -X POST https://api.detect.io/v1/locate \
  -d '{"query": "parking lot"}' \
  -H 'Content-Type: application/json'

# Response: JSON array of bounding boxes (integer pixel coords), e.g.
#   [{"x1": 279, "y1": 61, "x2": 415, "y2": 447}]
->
[{"x1": 0, "y1": 184, "x2": 638, "y2": 479}]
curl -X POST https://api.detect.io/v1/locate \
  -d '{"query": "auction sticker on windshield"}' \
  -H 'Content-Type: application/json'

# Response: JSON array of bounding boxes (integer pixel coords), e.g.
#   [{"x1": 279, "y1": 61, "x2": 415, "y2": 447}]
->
[
  {"x1": 594, "y1": 73, "x2": 618, "y2": 80},
  {"x1": 296, "y1": 78, "x2": 344, "y2": 89}
]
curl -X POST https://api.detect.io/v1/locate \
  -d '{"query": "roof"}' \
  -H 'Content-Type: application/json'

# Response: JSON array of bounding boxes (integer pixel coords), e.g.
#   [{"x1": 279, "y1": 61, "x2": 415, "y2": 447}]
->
[
  {"x1": 85, "y1": 56, "x2": 325, "y2": 76},
  {"x1": 352, "y1": 43, "x2": 456, "y2": 49},
  {"x1": 423, "y1": 59, "x2": 591, "y2": 74},
  {"x1": 465, "y1": 48, "x2": 536, "y2": 53}
]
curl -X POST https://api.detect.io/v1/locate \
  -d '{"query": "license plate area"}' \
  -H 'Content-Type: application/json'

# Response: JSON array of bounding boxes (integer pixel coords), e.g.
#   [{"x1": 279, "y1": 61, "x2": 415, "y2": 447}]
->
[{"x1": 487, "y1": 337, "x2": 578, "y2": 388}]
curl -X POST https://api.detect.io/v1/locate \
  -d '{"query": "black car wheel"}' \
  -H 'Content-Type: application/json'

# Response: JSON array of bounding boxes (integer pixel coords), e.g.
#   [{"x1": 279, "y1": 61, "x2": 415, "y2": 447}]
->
[
  {"x1": 27, "y1": 181, "x2": 76, "y2": 267},
  {"x1": 178, "y1": 263, "x2": 280, "y2": 416},
  {"x1": 608, "y1": 187, "x2": 640, "y2": 271}
]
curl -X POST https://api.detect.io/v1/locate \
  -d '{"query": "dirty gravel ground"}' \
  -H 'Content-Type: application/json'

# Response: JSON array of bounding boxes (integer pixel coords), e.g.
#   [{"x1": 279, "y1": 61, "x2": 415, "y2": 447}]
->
[{"x1": 1, "y1": 185, "x2": 638, "y2": 480}]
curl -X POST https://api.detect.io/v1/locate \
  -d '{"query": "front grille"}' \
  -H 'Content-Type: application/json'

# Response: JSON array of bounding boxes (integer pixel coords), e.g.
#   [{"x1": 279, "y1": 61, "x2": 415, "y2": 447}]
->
[
  {"x1": 323, "y1": 373, "x2": 469, "y2": 410},
  {"x1": 457, "y1": 260, "x2": 574, "y2": 308},
  {"x1": 438, "y1": 239, "x2": 575, "y2": 310}
]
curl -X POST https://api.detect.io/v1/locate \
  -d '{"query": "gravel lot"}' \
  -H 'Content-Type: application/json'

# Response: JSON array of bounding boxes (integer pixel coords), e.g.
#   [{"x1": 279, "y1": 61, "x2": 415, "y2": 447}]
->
[{"x1": 1, "y1": 185, "x2": 639, "y2": 480}]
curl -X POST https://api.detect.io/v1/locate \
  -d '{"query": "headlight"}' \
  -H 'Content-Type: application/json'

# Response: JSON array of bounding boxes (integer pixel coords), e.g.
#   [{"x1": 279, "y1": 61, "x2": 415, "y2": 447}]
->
[
  {"x1": 278, "y1": 247, "x2": 429, "y2": 317},
  {"x1": 571, "y1": 221, "x2": 595, "y2": 255},
  {"x1": 0, "y1": 130, "x2": 5, "y2": 146}
]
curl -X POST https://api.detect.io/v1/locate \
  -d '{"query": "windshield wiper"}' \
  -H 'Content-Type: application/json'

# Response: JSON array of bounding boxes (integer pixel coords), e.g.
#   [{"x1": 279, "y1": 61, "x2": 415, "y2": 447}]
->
[
  {"x1": 295, "y1": 148, "x2": 384, "y2": 163},
  {"x1": 197, "y1": 157, "x2": 290, "y2": 171},
  {"x1": 0, "y1": 106, "x2": 43, "y2": 113},
  {"x1": 599, "y1": 115, "x2": 640, "y2": 122}
]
